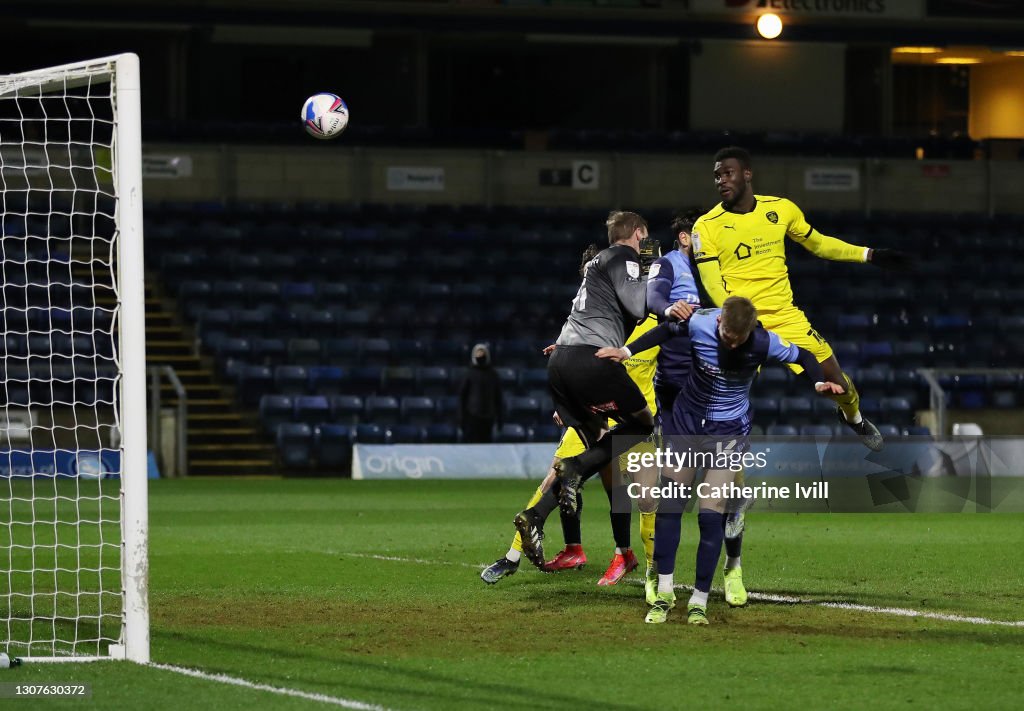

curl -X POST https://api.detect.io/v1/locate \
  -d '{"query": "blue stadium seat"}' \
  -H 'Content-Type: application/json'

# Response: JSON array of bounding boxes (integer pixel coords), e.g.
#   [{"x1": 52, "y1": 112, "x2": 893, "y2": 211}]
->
[
  {"x1": 506, "y1": 396, "x2": 541, "y2": 425},
  {"x1": 231, "y1": 307, "x2": 272, "y2": 338},
  {"x1": 496, "y1": 423, "x2": 527, "y2": 443},
  {"x1": 495, "y1": 367, "x2": 518, "y2": 389},
  {"x1": 216, "y1": 337, "x2": 251, "y2": 361},
  {"x1": 498, "y1": 340, "x2": 539, "y2": 368},
  {"x1": 323, "y1": 337, "x2": 361, "y2": 367},
  {"x1": 799, "y1": 425, "x2": 832, "y2": 437},
  {"x1": 294, "y1": 395, "x2": 331, "y2": 424},
  {"x1": 859, "y1": 341, "x2": 894, "y2": 364},
  {"x1": 432, "y1": 341, "x2": 469, "y2": 365},
  {"x1": 424, "y1": 423, "x2": 460, "y2": 443},
  {"x1": 316, "y1": 282, "x2": 350, "y2": 306},
  {"x1": 417, "y1": 366, "x2": 450, "y2": 397},
  {"x1": 361, "y1": 338, "x2": 392, "y2": 364},
  {"x1": 251, "y1": 337, "x2": 287, "y2": 365},
  {"x1": 876, "y1": 424, "x2": 901, "y2": 439},
  {"x1": 780, "y1": 396, "x2": 813, "y2": 425},
  {"x1": 308, "y1": 365, "x2": 347, "y2": 395},
  {"x1": 244, "y1": 280, "x2": 280, "y2": 307},
  {"x1": 435, "y1": 396, "x2": 459, "y2": 422},
  {"x1": 282, "y1": 281, "x2": 317, "y2": 302},
  {"x1": 276, "y1": 423, "x2": 313, "y2": 468},
  {"x1": 365, "y1": 395, "x2": 401, "y2": 425},
  {"x1": 195, "y1": 307, "x2": 232, "y2": 342},
  {"x1": 315, "y1": 424, "x2": 353, "y2": 470},
  {"x1": 518, "y1": 368, "x2": 549, "y2": 395},
  {"x1": 750, "y1": 396, "x2": 779, "y2": 420},
  {"x1": 858, "y1": 397, "x2": 883, "y2": 417},
  {"x1": 259, "y1": 395, "x2": 294, "y2": 433},
  {"x1": 211, "y1": 280, "x2": 246, "y2": 308},
  {"x1": 274, "y1": 365, "x2": 309, "y2": 395},
  {"x1": 401, "y1": 396, "x2": 435, "y2": 426},
  {"x1": 392, "y1": 339, "x2": 430, "y2": 366},
  {"x1": 330, "y1": 395, "x2": 363, "y2": 425},
  {"x1": 882, "y1": 397, "x2": 915, "y2": 426},
  {"x1": 287, "y1": 338, "x2": 321, "y2": 366},
  {"x1": 303, "y1": 309, "x2": 337, "y2": 337},
  {"x1": 348, "y1": 366, "x2": 384, "y2": 396},
  {"x1": 529, "y1": 424, "x2": 562, "y2": 442},
  {"x1": 766, "y1": 425, "x2": 799, "y2": 437},
  {"x1": 831, "y1": 341, "x2": 860, "y2": 366},
  {"x1": 238, "y1": 365, "x2": 274, "y2": 407},
  {"x1": 389, "y1": 424, "x2": 425, "y2": 443},
  {"x1": 354, "y1": 423, "x2": 389, "y2": 444},
  {"x1": 385, "y1": 367, "x2": 417, "y2": 395},
  {"x1": 902, "y1": 425, "x2": 932, "y2": 438}
]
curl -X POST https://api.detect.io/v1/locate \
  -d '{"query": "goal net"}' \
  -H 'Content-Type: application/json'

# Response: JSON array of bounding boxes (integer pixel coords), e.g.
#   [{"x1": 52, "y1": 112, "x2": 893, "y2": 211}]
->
[{"x1": 0, "y1": 54, "x2": 148, "y2": 662}]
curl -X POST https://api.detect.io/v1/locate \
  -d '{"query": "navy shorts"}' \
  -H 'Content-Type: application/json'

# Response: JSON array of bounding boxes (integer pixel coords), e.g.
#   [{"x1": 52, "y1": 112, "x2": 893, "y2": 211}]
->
[{"x1": 671, "y1": 407, "x2": 751, "y2": 455}]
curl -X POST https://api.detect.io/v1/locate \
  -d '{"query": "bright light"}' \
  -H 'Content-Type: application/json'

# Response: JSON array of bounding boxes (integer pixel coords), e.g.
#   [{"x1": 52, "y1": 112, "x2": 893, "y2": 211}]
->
[
  {"x1": 756, "y1": 13, "x2": 783, "y2": 40},
  {"x1": 892, "y1": 46, "x2": 943, "y2": 54},
  {"x1": 935, "y1": 57, "x2": 982, "y2": 65},
  {"x1": 1005, "y1": 50, "x2": 1024, "y2": 57}
]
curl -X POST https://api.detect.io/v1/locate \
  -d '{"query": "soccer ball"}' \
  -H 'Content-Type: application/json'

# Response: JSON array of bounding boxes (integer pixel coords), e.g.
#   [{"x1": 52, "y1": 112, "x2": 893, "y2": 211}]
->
[{"x1": 301, "y1": 93, "x2": 349, "y2": 140}]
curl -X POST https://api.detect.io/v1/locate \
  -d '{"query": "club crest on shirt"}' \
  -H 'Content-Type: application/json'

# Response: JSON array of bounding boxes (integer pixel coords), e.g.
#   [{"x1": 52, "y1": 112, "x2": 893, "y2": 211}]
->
[
  {"x1": 626, "y1": 261, "x2": 640, "y2": 280},
  {"x1": 766, "y1": 211, "x2": 779, "y2": 224}
]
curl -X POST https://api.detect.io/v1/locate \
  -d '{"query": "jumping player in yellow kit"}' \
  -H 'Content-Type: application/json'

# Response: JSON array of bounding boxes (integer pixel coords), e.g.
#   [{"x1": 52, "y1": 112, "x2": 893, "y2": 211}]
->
[{"x1": 691, "y1": 147, "x2": 912, "y2": 450}]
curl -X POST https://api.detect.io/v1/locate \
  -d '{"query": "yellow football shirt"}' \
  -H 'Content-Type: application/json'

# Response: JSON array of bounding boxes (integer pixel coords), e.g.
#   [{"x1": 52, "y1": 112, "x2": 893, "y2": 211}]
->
[{"x1": 692, "y1": 195, "x2": 868, "y2": 315}]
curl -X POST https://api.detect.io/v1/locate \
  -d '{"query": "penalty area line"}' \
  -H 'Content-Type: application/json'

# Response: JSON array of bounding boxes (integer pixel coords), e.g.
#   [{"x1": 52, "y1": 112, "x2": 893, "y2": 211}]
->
[
  {"x1": 663, "y1": 583, "x2": 1024, "y2": 628},
  {"x1": 150, "y1": 663, "x2": 392, "y2": 710},
  {"x1": 346, "y1": 550, "x2": 1024, "y2": 628}
]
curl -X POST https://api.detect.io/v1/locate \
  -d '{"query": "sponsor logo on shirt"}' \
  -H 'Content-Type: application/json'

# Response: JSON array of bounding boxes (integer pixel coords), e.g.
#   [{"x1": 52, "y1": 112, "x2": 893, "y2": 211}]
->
[
  {"x1": 626, "y1": 261, "x2": 640, "y2": 280},
  {"x1": 648, "y1": 263, "x2": 661, "y2": 279}
]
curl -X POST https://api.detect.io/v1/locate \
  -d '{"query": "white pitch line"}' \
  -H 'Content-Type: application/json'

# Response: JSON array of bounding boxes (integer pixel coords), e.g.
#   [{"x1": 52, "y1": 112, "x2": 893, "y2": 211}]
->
[
  {"x1": 346, "y1": 551, "x2": 1024, "y2": 628},
  {"x1": 660, "y1": 582, "x2": 1024, "y2": 628},
  {"x1": 150, "y1": 663, "x2": 392, "y2": 710},
  {"x1": 341, "y1": 551, "x2": 486, "y2": 570}
]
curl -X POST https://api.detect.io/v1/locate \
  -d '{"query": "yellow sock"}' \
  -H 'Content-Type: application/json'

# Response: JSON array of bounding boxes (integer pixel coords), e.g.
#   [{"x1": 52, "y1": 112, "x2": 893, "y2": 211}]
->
[
  {"x1": 640, "y1": 511, "x2": 656, "y2": 570},
  {"x1": 511, "y1": 486, "x2": 546, "y2": 553},
  {"x1": 831, "y1": 371, "x2": 861, "y2": 422}
]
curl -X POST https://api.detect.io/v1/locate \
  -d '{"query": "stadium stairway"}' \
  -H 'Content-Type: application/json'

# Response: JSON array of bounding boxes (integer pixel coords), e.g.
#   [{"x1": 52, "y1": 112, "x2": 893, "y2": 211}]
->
[{"x1": 128, "y1": 272, "x2": 278, "y2": 475}]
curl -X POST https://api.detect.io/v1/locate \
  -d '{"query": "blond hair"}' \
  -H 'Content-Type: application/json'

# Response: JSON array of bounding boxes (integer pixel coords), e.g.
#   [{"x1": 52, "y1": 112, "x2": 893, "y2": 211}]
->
[{"x1": 720, "y1": 296, "x2": 758, "y2": 339}]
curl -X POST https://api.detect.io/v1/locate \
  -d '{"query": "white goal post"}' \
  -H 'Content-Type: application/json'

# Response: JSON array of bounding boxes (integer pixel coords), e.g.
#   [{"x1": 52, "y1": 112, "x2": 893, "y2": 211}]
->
[{"x1": 1, "y1": 54, "x2": 148, "y2": 662}]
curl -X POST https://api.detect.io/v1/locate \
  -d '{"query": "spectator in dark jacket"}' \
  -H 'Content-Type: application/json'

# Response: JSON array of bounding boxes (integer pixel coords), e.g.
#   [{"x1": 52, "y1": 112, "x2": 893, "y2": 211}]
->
[{"x1": 459, "y1": 343, "x2": 503, "y2": 443}]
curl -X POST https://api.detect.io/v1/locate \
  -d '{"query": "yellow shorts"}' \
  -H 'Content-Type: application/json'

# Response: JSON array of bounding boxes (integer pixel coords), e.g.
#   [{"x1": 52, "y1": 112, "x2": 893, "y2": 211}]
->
[
  {"x1": 758, "y1": 306, "x2": 833, "y2": 373},
  {"x1": 553, "y1": 426, "x2": 587, "y2": 460},
  {"x1": 553, "y1": 420, "x2": 660, "y2": 477}
]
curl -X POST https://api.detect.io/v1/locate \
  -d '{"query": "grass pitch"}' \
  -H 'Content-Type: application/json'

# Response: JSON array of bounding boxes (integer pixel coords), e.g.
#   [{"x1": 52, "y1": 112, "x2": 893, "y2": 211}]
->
[{"x1": 4, "y1": 478, "x2": 1024, "y2": 710}]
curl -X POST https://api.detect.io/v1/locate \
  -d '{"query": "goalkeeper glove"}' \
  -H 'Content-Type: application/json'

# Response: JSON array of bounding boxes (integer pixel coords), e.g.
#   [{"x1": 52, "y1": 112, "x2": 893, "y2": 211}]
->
[
  {"x1": 638, "y1": 236, "x2": 661, "y2": 276},
  {"x1": 869, "y1": 248, "x2": 913, "y2": 270}
]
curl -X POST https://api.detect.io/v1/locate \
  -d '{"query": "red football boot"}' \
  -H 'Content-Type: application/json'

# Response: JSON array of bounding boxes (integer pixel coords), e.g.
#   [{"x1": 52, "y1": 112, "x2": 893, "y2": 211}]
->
[
  {"x1": 541, "y1": 544, "x2": 587, "y2": 572},
  {"x1": 596, "y1": 549, "x2": 639, "y2": 586}
]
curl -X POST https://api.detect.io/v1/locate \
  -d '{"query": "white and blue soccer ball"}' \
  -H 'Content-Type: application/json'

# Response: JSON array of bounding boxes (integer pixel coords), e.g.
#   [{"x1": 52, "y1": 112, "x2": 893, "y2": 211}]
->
[{"x1": 302, "y1": 93, "x2": 349, "y2": 140}]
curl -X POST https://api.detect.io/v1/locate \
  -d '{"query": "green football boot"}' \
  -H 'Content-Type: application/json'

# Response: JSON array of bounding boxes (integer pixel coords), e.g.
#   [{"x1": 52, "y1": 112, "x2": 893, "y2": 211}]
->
[
  {"x1": 645, "y1": 591, "x2": 676, "y2": 624},
  {"x1": 724, "y1": 565, "x2": 748, "y2": 607}
]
